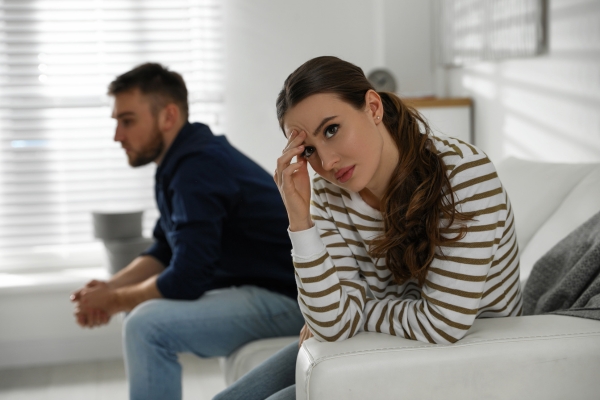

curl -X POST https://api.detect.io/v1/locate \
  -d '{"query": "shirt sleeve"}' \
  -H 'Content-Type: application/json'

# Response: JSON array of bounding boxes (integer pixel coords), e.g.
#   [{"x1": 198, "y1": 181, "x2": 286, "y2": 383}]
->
[
  {"x1": 141, "y1": 217, "x2": 172, "y2": 267},
  {"x1": 155, "y1": 151, "x2": 240, "y2": 300},
  {"x1": 291, "y1": 154, "x2": 510, "y2": 344},
  {"x1": 289, "y1": 182, "x2": 369, "y2": 342}
]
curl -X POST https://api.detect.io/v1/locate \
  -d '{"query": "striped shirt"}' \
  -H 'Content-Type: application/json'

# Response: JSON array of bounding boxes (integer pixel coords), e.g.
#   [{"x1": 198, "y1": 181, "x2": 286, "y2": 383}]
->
[{"x1": 289, "y1": 134, "x2": 522, "y2": 344}]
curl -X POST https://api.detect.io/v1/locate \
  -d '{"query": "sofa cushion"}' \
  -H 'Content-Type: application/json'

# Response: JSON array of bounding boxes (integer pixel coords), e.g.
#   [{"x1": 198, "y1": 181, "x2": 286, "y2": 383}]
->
[
  {"x1": 520, "y1": 166, "x2": 600, "y2": 281},
  {"x1": 496, "y1": 158, "x2": 596, "y2": 254}
]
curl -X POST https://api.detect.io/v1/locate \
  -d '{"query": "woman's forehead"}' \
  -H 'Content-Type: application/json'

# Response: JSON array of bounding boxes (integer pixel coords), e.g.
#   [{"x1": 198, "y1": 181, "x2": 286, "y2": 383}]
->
[{"x1": 283, "y1": 94, "x2": 351, "y2": 134}]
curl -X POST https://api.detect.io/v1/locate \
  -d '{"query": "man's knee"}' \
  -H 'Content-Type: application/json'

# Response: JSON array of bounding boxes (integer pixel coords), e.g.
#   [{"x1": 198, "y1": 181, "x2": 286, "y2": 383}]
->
[{"x1": 123, "y1": 299, "x2": 165, "y2": 342}]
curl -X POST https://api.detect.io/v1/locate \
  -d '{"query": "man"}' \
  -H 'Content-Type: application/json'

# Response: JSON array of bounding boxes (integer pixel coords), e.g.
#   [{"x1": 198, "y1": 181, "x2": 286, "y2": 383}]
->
[{"x1": 71, "y1": 63, "x2": 304, "y2": 400}]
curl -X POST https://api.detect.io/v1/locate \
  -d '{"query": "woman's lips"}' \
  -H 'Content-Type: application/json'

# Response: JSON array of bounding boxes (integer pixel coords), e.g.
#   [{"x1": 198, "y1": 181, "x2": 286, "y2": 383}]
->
[{"x1": 335, "y1": 166, "x2": 355, "y2": 183}]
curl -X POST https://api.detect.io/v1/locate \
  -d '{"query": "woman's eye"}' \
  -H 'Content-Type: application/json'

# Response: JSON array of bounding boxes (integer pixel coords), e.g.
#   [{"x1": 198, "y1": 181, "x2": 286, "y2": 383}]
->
[
  {"x1": 324, "y1": 124, "x2": 339, "y2": 138},
  {"x1": 302, "y1": 146, "x2": 315, "y2": 158}
]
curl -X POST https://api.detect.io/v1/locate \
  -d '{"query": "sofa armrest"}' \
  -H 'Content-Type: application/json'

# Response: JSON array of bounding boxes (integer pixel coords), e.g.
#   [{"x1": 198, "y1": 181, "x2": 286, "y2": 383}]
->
[{"x1": 296, "y1": 315, "x2": 600, "y2": 400}]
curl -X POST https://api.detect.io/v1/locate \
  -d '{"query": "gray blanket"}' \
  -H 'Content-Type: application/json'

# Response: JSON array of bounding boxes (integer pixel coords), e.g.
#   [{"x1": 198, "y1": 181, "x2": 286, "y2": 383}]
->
[{"x1": 523, "y1": 210, "x2": 600, "y2": 320}]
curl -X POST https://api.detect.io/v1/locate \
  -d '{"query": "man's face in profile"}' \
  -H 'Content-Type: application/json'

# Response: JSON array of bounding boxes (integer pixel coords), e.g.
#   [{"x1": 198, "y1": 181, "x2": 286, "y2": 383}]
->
[{"x1": 112, "y1": 88, "x2": 164, "y2": 167}]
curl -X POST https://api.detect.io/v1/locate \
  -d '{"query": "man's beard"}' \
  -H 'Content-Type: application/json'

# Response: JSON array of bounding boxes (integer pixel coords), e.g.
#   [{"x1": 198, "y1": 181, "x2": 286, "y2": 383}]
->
[{"x1": 127, "y1": 126, "x2": 165, "y2": 167}]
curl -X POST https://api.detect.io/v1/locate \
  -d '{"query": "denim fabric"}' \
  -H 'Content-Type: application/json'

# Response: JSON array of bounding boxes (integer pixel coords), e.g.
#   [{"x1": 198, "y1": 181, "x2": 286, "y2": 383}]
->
[
  {"x1": 213, "y1": 340, "x2": 299, "y2": 400},
  {"x1": 123, "y1": 285, "x2": 304, "y2": 400}
]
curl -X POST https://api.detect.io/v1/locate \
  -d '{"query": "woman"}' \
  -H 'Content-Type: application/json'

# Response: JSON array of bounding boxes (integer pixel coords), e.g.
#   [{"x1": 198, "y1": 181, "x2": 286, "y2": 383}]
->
[{"x1": 214, "y1": 56, "x2": 522, "y2": 400}]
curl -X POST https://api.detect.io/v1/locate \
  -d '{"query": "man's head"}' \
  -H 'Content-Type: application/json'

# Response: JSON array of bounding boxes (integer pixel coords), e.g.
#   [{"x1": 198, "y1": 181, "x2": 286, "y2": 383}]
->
[{"x1": 109, "y1": 63, "x2": 189, "y2": 166}]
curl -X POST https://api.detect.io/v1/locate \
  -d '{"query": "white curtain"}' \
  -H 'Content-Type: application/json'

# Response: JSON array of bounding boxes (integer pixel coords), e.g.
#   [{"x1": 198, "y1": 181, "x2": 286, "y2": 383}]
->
[{"x1": 0, "y1": 0, "x2": 224, "y2": 270}]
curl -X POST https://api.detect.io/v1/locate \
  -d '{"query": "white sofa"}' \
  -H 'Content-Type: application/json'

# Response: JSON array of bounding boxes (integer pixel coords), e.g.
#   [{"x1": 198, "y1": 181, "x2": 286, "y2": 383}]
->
[{"x1": 223, "y1": 157, "x2": 600, "y2": 399}]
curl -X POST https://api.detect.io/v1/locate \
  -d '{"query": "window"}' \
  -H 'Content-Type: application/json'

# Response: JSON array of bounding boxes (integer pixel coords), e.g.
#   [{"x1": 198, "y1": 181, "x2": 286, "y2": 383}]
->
[
  {"x1": 0, "y1": 0, "x2": 224, "y2": 270},
  {"x1": 439, "y1": 0, "x2": 547, "y2": 66}
]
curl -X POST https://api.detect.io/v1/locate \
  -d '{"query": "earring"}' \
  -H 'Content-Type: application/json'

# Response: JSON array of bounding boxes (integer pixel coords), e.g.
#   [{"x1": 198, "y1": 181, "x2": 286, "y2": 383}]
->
[{"x1": 376, "y1": 116, "x2": 380, "y2": 120}]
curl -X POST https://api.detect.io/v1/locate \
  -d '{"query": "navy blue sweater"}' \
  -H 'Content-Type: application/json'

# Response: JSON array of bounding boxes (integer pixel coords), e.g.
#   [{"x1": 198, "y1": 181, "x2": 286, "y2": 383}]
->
[{"x1": 143, "y1": 122, "x2": 297, "y2": 300}]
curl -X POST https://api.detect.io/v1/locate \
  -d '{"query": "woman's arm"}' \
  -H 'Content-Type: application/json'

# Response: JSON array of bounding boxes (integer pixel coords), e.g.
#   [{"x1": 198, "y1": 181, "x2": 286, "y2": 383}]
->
[
  {"x1": 289, "y1": 180, "x2": 368, "y2": 341},
  {"x1": 274, "y1": 130, "x2": 368, "y2": 341}
]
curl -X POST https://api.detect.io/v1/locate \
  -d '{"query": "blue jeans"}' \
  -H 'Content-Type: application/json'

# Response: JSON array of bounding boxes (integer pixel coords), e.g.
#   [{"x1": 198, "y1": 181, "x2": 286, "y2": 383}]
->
[
  {"x1": 213, "y1": 341, "x2": 299, "y2": 400},
  {"x1": 123, "y1": 285, "x2": 304, "y2": 400}
]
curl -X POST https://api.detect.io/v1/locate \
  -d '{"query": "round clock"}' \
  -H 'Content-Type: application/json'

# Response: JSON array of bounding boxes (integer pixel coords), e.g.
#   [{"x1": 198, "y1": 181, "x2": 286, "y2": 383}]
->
[{"x1": 367, "y1": 68, "x2": 397, "y2": 92}]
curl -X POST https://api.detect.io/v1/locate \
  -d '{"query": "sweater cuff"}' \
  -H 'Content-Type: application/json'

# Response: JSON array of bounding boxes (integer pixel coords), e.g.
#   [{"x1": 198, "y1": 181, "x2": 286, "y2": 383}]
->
[{"x1": 288, "y1": 225, "x2": 326, "y2": 259}]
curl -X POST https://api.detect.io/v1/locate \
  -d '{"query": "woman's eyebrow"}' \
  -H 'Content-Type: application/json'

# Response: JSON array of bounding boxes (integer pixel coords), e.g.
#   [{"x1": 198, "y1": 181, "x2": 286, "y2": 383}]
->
[{"x1": 312, "y1": 116, "x2": 337, "y2": 136}]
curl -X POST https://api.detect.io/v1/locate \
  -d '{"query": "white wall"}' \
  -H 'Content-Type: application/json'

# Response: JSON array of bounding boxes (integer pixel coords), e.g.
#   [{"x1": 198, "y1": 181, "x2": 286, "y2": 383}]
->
[
  {"x1": 383, "y1": 0, "x2": 434, "y2": 97},
  {"x1": 445, "y1": 0, "x2": 600, "y2": 164},
  {"x1": 222, "y1": 0, "x2": 433, "y2": 171},
  {"x1": 222, "y1": 0, "x2": 376, "y2": 171}
]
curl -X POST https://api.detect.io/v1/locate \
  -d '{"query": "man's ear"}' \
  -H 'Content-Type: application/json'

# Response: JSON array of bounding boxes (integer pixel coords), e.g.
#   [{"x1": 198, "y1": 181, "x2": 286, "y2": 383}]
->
[
  {"x1": 364, "y1": 89, "x2": 383, "y2": 124},
  {"x1": 157, "y1": 103, "x2": 180, "y2": 132}
]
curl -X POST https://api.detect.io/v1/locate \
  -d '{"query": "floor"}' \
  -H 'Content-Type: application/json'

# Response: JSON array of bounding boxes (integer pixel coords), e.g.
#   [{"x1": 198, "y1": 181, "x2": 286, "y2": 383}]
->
[{"x1": 0, "y1": 354, "x2": 226, "y2": 400}]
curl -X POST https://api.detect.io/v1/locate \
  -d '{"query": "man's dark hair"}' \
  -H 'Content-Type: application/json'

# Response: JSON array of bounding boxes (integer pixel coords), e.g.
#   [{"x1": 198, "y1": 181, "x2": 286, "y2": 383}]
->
[{"x1": 108, "y1": 63, "x2": 189, "y2": 121}]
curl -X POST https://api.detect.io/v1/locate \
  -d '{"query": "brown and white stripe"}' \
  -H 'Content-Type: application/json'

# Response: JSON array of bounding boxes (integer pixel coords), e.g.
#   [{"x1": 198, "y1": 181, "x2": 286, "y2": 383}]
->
[{"x1": 289, "y1": 134, "x2": 522, "y2": 344}]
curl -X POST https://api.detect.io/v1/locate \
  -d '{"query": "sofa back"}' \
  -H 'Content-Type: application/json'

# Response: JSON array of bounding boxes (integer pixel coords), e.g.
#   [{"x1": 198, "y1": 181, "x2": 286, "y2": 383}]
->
[{"x1": 496, "y1": 157, "x2": 600, "y2": 283}]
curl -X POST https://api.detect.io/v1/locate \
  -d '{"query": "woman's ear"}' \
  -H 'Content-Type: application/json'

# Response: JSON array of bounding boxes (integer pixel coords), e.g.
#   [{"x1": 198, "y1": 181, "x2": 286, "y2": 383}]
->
[{"x1": 365, "y1": 89, "x2": 383, "y2": 124}]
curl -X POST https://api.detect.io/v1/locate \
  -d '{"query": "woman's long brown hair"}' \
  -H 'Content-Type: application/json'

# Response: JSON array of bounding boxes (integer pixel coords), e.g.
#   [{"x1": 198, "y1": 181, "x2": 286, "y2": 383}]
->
[{"x1": 276, "y1": 56, "x2": 472, "y2": 286}]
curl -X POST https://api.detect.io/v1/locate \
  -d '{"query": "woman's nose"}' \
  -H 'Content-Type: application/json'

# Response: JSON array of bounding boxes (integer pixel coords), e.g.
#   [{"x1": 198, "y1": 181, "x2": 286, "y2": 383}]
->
[{"x1": 319, "y1": 148, "x2": 339, "y2": 171}]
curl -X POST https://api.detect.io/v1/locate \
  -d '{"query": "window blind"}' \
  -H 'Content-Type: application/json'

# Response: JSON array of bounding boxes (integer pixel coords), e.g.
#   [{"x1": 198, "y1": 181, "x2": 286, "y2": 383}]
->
[
  {"x1": 439, "y1": 0, "x2": 547, "y2": 66},
  {"x1": 0, "y1": 0, "x2": 224, "y2": 271}
]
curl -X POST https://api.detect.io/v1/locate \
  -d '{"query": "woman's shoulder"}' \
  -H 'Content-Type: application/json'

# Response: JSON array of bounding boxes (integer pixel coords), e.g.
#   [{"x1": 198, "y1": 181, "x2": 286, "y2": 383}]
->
[
  {"x1": 430, "y1": 133, "x2": 483, "y2": 162},
  {"x1": 430, "y1": 134, "x2": 496, "y2": 180}
]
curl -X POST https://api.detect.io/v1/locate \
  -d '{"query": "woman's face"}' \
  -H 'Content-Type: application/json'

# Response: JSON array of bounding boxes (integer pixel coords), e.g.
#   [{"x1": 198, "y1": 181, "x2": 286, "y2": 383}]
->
[{"x1": 282, "y1": 92, "x2": 385, "y2": 193}]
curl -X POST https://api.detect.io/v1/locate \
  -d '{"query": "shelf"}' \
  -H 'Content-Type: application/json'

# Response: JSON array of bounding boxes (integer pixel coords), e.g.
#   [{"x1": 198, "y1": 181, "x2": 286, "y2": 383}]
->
[{"x1": 402, "y1": 97, "x2": 472, "y2": 109}]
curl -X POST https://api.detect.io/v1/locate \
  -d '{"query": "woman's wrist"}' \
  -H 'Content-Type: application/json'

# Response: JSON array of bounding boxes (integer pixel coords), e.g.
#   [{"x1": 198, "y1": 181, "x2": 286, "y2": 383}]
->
[
  {"x1": 288, "y1": 216, "x2": 313, "y2": 232},
  {"x1": 288, "y1": 224, "x2": 325, "y2": 258}
]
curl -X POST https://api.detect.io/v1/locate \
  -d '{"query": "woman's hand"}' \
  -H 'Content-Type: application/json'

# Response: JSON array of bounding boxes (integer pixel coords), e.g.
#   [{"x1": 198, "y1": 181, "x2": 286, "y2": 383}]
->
[
  {"x1": 274, "y1": 130, "x2": 313, "y2": 232},
  {"x1": 298, "y1": 323, "x2": 314, "y2": 348}
]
